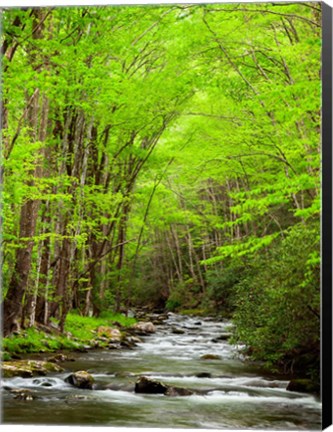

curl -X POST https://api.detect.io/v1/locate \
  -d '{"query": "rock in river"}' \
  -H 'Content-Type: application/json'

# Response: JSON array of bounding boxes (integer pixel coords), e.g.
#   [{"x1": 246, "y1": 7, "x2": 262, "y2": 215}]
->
[
  {"x1": 2, "y1": 360, "x2": 64, "y2": 378},
  {"x1": 131, "y1": 322, "x2": 156, "y2": 335},
  {"x1": 195, "y1": 372, "x2": 212, "y2": 378},
  {"x1": 47, "y1": 353, "x2": 75, "y2": 363},
  {"x1": 10, "y1": 389, "x2": 37, "y2": 401},
  {"x1": 211, "y1": 333, "x2": 232, "y2": 342},
  {"x1": 65, "y1": 371, "x2": 94, "y2": 390},
  {"x1": 135, "y1": 376, "x2": 194, "y2": 397},
  {"x1": 171, "y1": 327, "x2": 185, "y2": 335},
  {"x1": 135, "y1": 376, "x2": 168, "y2": 394}
]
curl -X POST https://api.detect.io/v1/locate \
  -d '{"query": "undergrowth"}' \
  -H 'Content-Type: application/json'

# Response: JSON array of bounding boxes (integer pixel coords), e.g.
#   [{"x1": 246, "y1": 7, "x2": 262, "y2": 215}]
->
[{"x1": 2, "y1": 311, "x2": 137, "y2": 359}]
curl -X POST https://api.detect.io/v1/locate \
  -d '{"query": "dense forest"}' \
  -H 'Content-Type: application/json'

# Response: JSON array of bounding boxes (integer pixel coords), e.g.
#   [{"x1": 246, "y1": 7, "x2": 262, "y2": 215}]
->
[{"x1": 1, "y1": 2, "x2": 321, "y2": 381}]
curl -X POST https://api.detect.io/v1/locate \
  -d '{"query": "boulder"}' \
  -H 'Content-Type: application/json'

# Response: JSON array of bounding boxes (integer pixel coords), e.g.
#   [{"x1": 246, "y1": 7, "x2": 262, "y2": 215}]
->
[
  {"x1": 212, "y1": 333, "x2": 232, "y2": 342},
  {"x1": 195, "y1": 372, "x2": 212, "y2": 378},
  {"x1": 2, "y1": 360, "x2": 64, "y2": 378},
  {"x1": 135, "y1": 376, "x2": 167, "y2": 394},
  {"x1": 97, "y1": 326, "x2": 122, "y2": 342},
  {"x1": 108, "y1": 343, "x2": 121, "y2": 350},
  {"x1": 121, "y1": 335, "x2": 142, "y2": 349},
  {"x1": 200, "y1": 354, "x2": 221, "y2": 360},
  {"x1": 135, "y1": 376, "x2": 195, "y2": 397},
  {"x1": 10, "y1": 389, "x2": 37, "y2": 401},
  {"x1": 171, "y1": 327, "x2": 185, "y2": 335},
  {"x1": 47, "y1": 354, "x2": 75, "y2": 363},
  {"x1": 65, "y1": 371, "x2": 94, "y2": 390},
  {"x1": 286, "y1": 379, "x2": 320, "y2": 394},
  {"x1": 131, "y1": 322, "x2": 156, "y2": 335}
]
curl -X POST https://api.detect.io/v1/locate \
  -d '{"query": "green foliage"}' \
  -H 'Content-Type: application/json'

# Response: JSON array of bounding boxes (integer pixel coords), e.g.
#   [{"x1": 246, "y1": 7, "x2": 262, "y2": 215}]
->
[
  {"x1": 165, "y1": 299, "x2": 182, "y2": 312},
  {"x1": 64, "y1": 311, "x2": 136, "y2": 341},
  {"x1": 3, "y1": 311, "x2": 137, "y2": 356},
  {"x1": 2, "y1": 327, "x2": 76, "y2": 354},
  {"x1": 204, "y1": 261, "x2": 244, "y2": 314},
  {"x1": 231, "y1": 222, "x2": 320, "y2": 377}
]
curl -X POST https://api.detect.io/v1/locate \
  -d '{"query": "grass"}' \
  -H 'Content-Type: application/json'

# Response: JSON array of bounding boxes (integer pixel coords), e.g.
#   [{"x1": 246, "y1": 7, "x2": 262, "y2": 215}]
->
[
  {"x1": 64, "y1": 310, "x2": 136, "y2": 342},
  {"x1": 2, "y1": 310, "x2": 137, "y2": 359}
]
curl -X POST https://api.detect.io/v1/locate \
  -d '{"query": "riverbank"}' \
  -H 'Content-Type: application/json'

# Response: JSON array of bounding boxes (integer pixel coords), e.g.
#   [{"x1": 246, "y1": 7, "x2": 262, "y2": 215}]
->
[{"x1": 2, "y1": 311, "x2": 138, "y2": 361}]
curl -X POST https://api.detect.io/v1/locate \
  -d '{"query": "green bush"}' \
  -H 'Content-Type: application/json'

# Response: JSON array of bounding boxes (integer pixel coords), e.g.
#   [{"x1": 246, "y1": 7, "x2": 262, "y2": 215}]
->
[
  {"x1": 166, "y1": 298, "x2": 181, "y2": 311},
  {"x1": 232, "y1": 222, "x2": 320, "y2": 379},
  {"x1": 205, "y1": 259, "x2": 244, "y2": 314}
]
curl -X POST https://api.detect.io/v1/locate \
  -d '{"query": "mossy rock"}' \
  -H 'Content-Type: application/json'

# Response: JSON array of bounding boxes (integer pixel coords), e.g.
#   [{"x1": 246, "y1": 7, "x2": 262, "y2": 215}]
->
[
  {"x1": 2, "y1": 360, "x2": 64, "y2": 378},
  {"x1": 65, "y1": 371, "x2": 94, "y2": 389},
  {"x1": 286, "y1": 379, "x2": 320, "y2": 394}
]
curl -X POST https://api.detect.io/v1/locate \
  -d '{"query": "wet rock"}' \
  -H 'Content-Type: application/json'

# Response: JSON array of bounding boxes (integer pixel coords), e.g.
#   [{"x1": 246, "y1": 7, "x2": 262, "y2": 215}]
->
[
  {"x1": 120, "y1": 339, "x2": 135, "y2": 349},
  {"x1": 211, "y1": 333, "x2": 232, "y2": 342},
  {"x1": 131, "y1": 322, "x2": 156, "y2": 335},
  {"x1": 108, "y1": 343, "x2": 122, "y2": 350},
  {"x1": 286, "y1": 379, "x2": 320, "y2": 394},
  {"x1": 150, "y1": 314, "x2": 168, "y2": 325},
  {"x1": 200, "y1": 354, "x2": 221, "y2": 360},
  {"x1": 47, "y1": 353, "x2": 75, "y2": 363},
  {"x1": 135, "y1": 376, "x2": 168, "y2": 394},
  {"x1": 194, "y1": 321, "x2": 202, "y2": 326},
  {"x1": 165, "y1": 386, "x2": 194, "y2": 396},
  {"x1": 171, "y1": 327, "x2": 185, "y2": 335},
  {"x1": 195, "y1": 372, "x2": 212, "y2": 378},
  {"x1": 121, "y1": 335, "x2": 142, "y2": 348},
  {"x1": 135, "y1": 376, "x2": 195, "y2": 397},
  {"x1": 10, "y1": 389, "x2": 37, "y2": 401},
  {"x1": 2, "y1": 360, "x2": 64, "y2": 378},
  {"x1": 65, "y1": 371, "x2": 94, "y2": 390}
]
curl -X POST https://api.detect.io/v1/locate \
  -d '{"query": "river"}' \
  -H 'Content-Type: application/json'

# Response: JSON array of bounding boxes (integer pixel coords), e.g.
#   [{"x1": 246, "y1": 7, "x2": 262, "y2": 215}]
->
[{"x1": 2, "y1": 313, "x2": 322, "y2": 429}]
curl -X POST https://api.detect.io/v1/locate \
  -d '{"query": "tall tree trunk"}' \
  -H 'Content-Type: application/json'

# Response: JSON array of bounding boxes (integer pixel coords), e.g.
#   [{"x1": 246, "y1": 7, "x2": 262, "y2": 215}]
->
[{"x1": 3, "y1": 198, "x2": 40, "y2": 336}]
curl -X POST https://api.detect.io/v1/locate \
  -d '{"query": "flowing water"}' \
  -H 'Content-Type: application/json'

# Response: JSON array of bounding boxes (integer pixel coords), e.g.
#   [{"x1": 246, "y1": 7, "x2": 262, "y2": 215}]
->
[{"x1": 2, "y1": 314, "x2": 321, "y2": 429}]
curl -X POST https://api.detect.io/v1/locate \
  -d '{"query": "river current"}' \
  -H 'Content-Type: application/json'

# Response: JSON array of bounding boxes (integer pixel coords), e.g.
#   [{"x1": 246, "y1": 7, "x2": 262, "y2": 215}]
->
[{"x1": 2, "y1": 313, "x2": 322, "y2": 429}]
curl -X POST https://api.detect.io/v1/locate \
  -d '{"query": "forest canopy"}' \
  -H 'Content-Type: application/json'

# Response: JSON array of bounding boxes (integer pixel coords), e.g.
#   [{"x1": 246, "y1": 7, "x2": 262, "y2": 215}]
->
[{"x1": 1, "y1": 2, "x2": 321, "y2": 379}]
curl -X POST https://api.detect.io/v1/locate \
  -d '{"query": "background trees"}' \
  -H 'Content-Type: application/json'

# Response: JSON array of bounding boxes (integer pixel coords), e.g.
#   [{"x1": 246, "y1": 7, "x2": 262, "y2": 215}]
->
[{"x1": 2, "y1": 3, "x2": 321, "y2": 378}]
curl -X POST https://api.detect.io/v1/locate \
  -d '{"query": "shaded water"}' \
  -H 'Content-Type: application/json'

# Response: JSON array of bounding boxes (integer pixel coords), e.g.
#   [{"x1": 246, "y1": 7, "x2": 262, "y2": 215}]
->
[{"x1": 2, "y1": 314, "x2": 321, "y2": 429}]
